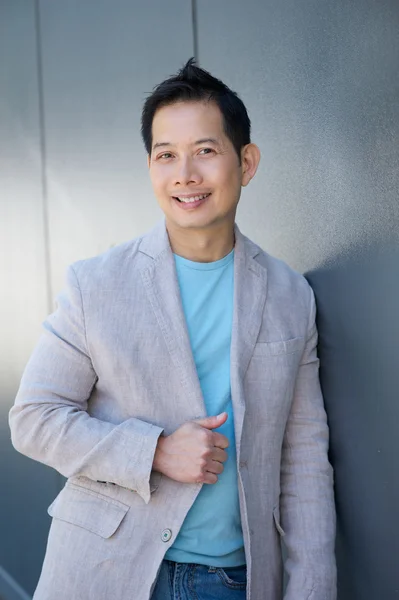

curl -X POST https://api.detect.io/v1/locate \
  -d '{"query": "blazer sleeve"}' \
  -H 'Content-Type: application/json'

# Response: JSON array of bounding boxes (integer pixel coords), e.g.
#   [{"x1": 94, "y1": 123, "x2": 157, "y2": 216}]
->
[
  {"x1": 9, "y1": 264, "x2": 163, "y2": 505},
  {"x1": 280, "y1": 285, "x2": 337, "y2": 600}
]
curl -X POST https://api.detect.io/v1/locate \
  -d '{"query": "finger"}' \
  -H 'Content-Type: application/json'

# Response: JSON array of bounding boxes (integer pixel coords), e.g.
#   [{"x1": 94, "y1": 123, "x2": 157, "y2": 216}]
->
[
  {"x1": 211, "y1": 432, "x2": 229, "y2": 449},
  {"x1": 195, "y1": 412, "x2": 228, "y2": 430},
  {"x1": 206, "y1": 460, "x2": 224, "y2": 475},
  {"x1": 202, "y1": 472, "x2": 218, "y2": 484},
  {"x1": 211, "y1": 448, "x2": 228, "y2": 463}
]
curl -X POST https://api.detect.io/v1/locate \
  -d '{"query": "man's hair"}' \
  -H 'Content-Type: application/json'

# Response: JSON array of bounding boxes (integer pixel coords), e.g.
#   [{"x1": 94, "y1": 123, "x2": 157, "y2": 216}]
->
[{"x1": 141, "y1": 58, "x2": 251, "y2": 162}]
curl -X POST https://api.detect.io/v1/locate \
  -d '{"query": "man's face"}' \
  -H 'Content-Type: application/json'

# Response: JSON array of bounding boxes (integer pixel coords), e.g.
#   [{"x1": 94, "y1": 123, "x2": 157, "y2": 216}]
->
[{"x1": 148, "y1": 100, "x2": 244, "y2": 233}]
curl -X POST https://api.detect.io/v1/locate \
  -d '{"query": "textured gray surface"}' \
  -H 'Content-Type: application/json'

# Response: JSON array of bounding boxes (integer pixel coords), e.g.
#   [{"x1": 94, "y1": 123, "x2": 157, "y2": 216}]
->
[
  {"x1": 39, "y1": 0, "x2": 194, "y2": 296},
  {"x1": 0, "y1": 566, "x2": 31, "y2": 600},
  {"x1": 197, "y1": 1, "x2": 399, "y2": 598},
  {"x1": 0, "y1": 2, "x2": 57, "y2": 596},
  {"x1": 198, "y1": 0, "x2": 399, "y2": 273}
]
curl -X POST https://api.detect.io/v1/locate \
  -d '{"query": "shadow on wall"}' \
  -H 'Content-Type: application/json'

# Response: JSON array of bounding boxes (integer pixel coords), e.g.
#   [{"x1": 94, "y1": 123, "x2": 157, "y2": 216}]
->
[{"x1": 306, "y1": 241, "x2": 399, "y2": 600}]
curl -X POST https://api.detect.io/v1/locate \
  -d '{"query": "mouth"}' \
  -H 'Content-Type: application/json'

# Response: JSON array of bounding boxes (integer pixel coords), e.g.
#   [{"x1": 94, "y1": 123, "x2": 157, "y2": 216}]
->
[{"x1": 172, "y1": 193, "x2": 211, "y2": 209}]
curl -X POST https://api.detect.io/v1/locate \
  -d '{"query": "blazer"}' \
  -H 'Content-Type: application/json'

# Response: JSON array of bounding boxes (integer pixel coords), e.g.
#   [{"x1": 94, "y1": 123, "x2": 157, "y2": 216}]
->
[{"x1": 9, "y1": 221, "x2": 336, "y2": 600}]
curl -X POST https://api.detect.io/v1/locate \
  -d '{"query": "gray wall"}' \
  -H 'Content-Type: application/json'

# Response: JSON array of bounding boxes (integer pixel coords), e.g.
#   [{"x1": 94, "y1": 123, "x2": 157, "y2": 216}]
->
[
  {"x1": 196, "y1": 2, "x2": 399, "y2": 598},
  {"x1": 1, "y1": 0, "x2": 398, "y2": 598},
  {"x1": 0, "y1": 3, "x2": 56, "y2": 599}
]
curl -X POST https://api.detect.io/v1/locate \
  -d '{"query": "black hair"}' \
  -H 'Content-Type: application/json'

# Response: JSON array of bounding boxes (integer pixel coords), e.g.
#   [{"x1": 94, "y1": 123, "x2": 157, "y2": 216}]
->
[{"x1": 141, "y1": 58, "x2": 251, "y2": 163}]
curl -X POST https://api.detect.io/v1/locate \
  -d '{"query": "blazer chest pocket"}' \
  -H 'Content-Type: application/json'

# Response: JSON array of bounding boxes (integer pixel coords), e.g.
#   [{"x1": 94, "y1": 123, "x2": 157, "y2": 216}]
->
[
  {"x1": 252, "y1": 337, "x2": 304, "y2": 357},
  {"x1": 48, "y1": 483, "x2": 129, "y2": 538}
]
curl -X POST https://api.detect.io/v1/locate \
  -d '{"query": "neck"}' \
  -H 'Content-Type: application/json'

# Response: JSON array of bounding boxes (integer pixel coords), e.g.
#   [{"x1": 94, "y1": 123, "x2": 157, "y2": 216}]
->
[{"x1": 166, "y1": 221, "x2": 235, "y2": 263}]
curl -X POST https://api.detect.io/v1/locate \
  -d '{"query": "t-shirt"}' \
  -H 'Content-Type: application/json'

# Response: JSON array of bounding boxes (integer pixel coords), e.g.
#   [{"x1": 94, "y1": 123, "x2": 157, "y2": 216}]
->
[{"x1": 165, "y1": 249, "x2": 245, "y2": 567}]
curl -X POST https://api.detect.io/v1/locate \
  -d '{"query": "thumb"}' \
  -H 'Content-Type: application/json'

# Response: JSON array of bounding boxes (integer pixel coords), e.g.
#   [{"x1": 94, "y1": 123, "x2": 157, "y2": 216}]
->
[{"x1": 195, "y1": 412, "x2": 228, "y2": 430}]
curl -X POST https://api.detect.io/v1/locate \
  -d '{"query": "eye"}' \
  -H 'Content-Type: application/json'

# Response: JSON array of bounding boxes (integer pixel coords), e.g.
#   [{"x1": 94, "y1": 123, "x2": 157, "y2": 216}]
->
[
  {"x1": 158, "y1": 152, "x2": 174, "y2": 160},
  {"x1": 198, "y1": 148, "x2": 215, "y2": 155}
]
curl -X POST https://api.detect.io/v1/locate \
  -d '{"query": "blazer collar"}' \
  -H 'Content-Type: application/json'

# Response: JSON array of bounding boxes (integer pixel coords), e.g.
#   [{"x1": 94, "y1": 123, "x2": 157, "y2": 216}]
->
[
  {"x1": 138, "y1": 219, "x2": 263, "y2": 266},
  {"x1": 137, "y1": 220, "x2": 170, "y2": 261}
]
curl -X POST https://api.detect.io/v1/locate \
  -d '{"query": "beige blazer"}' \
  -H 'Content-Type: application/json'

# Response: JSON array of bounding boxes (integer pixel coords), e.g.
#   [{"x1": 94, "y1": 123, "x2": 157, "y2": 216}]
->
[{"x1": 9, "y1": 221, "x2": 336, "y2": 600}]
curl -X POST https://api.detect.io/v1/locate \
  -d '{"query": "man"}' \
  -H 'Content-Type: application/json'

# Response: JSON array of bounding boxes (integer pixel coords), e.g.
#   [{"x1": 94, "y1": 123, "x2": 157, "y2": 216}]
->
[{"x1": 9, "y1": 58, "x2": 336, "y2": 600}]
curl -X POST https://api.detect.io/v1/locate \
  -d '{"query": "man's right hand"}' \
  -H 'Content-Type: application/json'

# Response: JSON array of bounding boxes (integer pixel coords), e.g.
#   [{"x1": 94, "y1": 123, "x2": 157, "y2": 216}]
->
[{"x1": 152, "y1": 412, "x2": 229, "y2": 484}]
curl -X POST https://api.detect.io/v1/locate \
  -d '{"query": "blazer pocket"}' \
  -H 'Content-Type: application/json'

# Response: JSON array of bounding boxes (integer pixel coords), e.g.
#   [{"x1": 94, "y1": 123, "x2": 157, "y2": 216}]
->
[
  {"x1": 273, "y1": 506, "x2": 286, "y2": 537},
  {"x1": 252, "y1": 337, "x2": 303, "y2": 356},
  {"x1": 48, "y1": 483, "x2": 129, "y2": 538}
]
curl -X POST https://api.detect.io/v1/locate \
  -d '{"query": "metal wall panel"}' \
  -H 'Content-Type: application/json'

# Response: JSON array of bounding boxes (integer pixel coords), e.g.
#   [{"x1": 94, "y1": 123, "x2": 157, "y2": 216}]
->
[
  {"x1": 197, "y1": 1, "x2": 399, "y2": 598},
  {"x1": 39, "y1": 0, "x2": 195, "y2": 297},
  {"x1": 0, "y1": 2, "x2": 59, "y2": 597}
]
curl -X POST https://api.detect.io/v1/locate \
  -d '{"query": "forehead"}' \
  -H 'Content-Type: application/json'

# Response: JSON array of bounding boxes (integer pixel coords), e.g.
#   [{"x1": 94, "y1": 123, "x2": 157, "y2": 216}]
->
[{"x1": 151, "y1": 101, "x2": 225, "y2": 144}]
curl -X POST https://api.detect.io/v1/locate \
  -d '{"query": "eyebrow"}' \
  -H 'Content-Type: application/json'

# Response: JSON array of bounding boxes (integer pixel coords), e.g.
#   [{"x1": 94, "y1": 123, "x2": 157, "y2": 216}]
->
[{"x1": 152, "y1": 137, "x2": 221, "y2": 151}]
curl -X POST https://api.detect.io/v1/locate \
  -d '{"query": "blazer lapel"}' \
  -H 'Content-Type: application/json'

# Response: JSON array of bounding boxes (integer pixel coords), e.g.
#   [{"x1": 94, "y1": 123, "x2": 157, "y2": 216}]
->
[
  {"x1": 138, "y1": 222, "x2": 206, "y2": 420},
  {"x1": 137, "y1": 221, "x2": 268, "y2": 446},
  {"x1": 231, "y1": 226, "x2": 268, "y2": 456}
]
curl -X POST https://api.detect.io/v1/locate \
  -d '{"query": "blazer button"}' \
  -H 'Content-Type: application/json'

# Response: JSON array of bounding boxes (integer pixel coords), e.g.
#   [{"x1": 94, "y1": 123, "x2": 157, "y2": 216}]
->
[{"x1": 161, "y1": 528, "x2": 172, "y2": 543}]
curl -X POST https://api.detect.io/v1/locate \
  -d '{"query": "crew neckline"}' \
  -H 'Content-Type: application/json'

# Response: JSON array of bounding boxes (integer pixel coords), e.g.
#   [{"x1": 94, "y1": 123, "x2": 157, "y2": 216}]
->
[{"x1": 173, "y1": 248, "x2": 234, "y2": 271}]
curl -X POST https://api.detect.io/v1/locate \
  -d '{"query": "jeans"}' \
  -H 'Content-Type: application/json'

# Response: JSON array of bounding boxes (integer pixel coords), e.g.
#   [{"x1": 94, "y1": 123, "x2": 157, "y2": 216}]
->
[{"x1": 151, "y1": 560, "x2": 247, "y2": 600}]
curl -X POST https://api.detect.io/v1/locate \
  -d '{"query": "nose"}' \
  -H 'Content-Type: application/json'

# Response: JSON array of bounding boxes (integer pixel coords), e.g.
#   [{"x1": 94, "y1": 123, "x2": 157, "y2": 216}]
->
[{"x1": 173, "y1": 156, "x2": 202, "y2": 187}]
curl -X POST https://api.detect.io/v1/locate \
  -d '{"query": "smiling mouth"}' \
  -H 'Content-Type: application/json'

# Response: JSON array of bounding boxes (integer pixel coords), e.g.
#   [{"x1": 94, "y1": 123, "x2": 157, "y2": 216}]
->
[{"x1": 173, "y1": 193, "x2": 211, "y2": 203}]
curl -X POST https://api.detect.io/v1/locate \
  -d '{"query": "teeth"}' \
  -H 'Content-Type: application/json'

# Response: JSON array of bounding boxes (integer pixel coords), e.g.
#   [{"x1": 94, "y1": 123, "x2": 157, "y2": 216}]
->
[{"x1": 176, "y1": 193, "x2": 210, "y2": 203}]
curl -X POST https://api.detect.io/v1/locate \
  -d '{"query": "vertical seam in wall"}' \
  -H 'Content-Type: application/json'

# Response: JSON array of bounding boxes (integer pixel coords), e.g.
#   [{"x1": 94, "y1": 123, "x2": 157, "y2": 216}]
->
[
  {"x1": 191, "y1": 0, "x2": 199, "y2": 63},
  {"x1": 34, "y1": 0, "x2": 63, "y2": 497},
  {"x1": 34, "y1": 0, "x2": 53, "y2": 317}
]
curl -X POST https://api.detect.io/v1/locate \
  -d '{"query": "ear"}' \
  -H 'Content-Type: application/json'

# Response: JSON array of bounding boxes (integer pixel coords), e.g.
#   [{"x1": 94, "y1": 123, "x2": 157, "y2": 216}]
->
[{"x1": 240, "y1": 143, "x2": 261, "y2": 187}]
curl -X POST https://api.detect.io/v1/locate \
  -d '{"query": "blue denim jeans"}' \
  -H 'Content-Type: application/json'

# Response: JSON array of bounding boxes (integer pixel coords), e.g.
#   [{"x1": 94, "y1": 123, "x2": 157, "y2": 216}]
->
[{"x1": 151, "y1": 560, "x2": 247, "y2": 600}]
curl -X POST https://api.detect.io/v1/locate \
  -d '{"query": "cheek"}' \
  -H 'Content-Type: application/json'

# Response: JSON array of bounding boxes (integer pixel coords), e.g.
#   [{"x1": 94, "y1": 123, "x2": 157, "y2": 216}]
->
[
  {"x1": 211, "y1": 160, "x2": 241, "y2": 190},
  {"x1": 150, "y1": 170, "x2": 170, "y2": 194},
  {"x1": 218, "y1": 172, "x2": 241, "y2": 198}
]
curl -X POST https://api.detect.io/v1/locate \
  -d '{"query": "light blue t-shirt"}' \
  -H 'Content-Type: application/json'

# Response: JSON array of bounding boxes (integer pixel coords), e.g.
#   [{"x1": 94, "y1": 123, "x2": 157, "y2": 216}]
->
[{"x1": 165, "y1": 249, "x2": 245, "y2": 567}]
